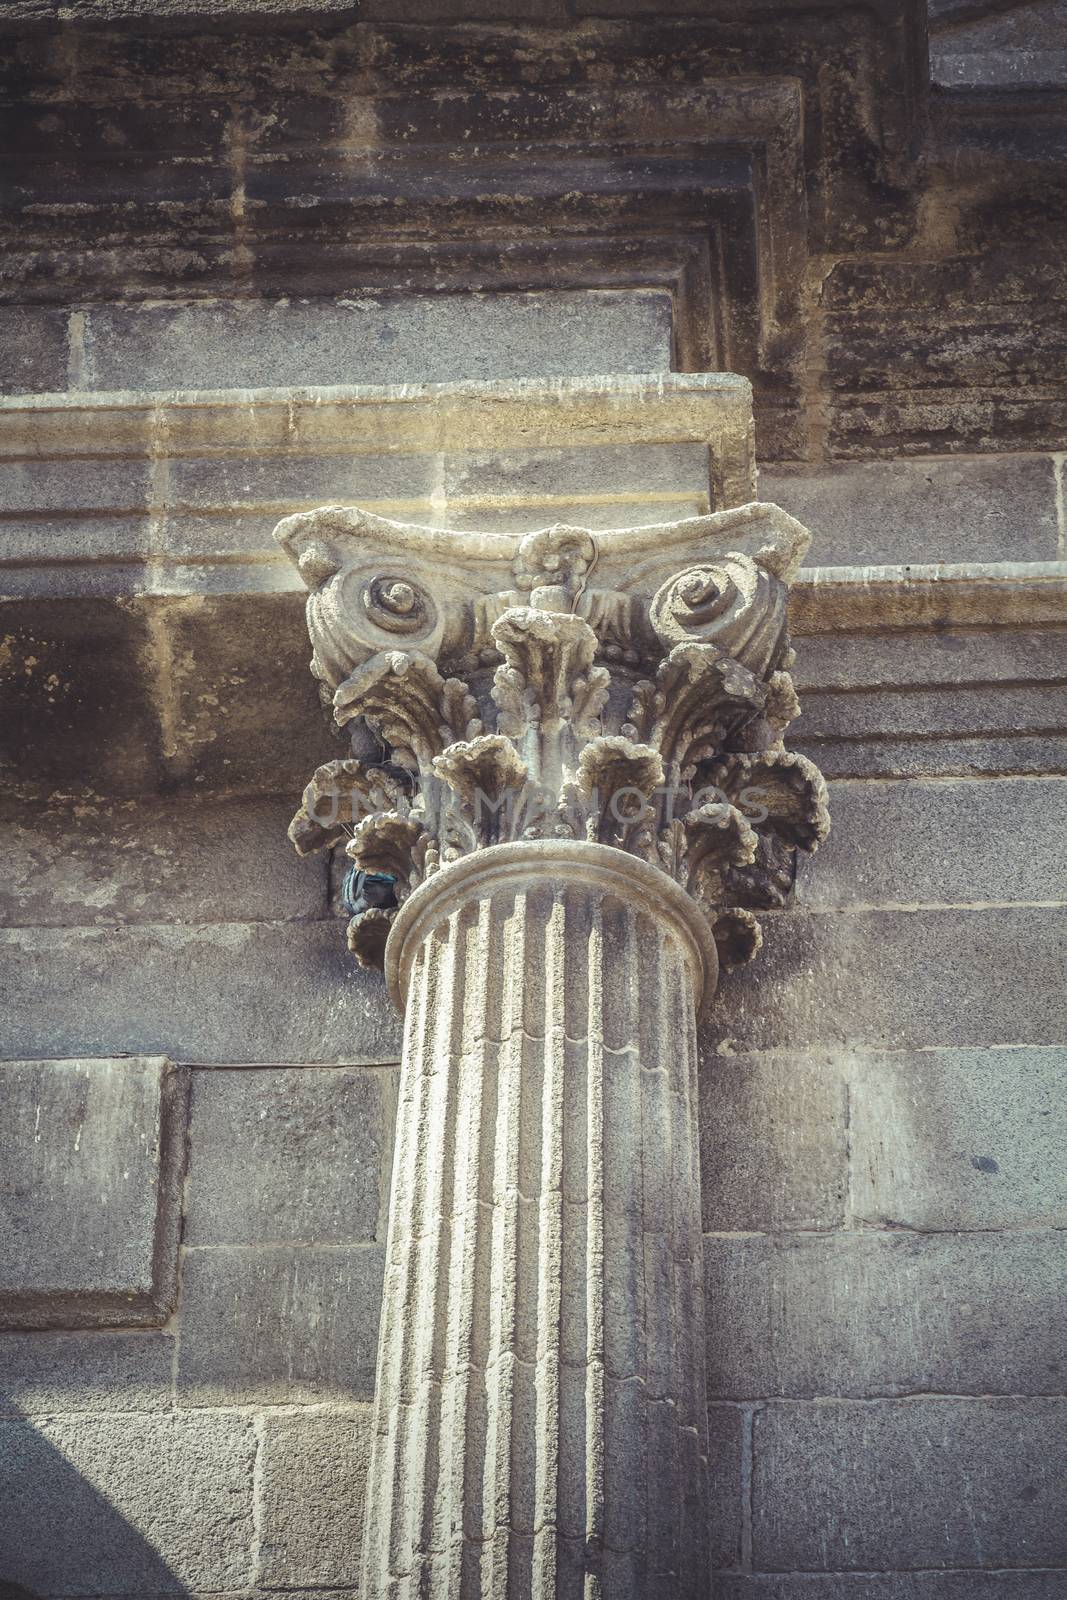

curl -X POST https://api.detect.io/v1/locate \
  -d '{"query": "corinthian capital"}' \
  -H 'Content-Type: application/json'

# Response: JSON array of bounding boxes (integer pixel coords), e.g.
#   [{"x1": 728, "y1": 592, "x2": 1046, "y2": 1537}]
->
[{"x1": 277, "y1": 503, "x2": 829, "y2": 983}]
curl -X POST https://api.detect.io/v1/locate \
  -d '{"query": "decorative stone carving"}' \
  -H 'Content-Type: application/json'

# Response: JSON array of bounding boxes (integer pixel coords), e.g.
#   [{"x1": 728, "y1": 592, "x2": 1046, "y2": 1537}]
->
[
  {"x1": 279, "y1": 503, "x2": 829, "y2": 976},
  {"x1": 278, "y1": 496, "x2": 828, "y2": 1599}
]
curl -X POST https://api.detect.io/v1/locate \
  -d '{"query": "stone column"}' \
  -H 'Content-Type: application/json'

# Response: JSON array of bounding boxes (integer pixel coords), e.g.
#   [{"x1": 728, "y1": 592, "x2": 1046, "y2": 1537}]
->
[{"x1": 278, "y1": 500, "x2": 829, "y2": 1598}]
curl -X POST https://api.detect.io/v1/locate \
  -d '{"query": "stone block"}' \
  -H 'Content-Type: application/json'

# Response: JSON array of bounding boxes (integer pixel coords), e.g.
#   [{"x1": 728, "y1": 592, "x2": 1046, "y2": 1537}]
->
[
  {"x1": 0, "y1": 794, "x2": 327, "y2": 927},
  {"x1": 717, "y1": 1577, "x2": 1067, "y2": 1598},
  {"x1": 176, "y1": 1244, "x2": 384, "y2": 1406},
  {"x1": 2, "y1": 457, "x2": 150, "y2": 515},
  {"x1": 441, "y1": 440, "x2": 710, "y2": 504},
  {"x1": 707, "y1": 907, "x2": 1067, "y2": 1054},
  {"x1": 0, "y1": 1410, "x2": 256, "y2": 1594},
  {"x1": 699, "y1": 1053, "x2": 847, "y2": 1232},
  {"x1": 184, "y1": 1066, "x2": 388, "y2": 1245},
  {"x1": 765, "y1": 455, "x2": 1058, "y2": 567},
  {"x1": 0, "y1": 1057, "x2": 186, "y2": 1329},
  {"x1": 796, "y1": 682, "x2": 1067, "y2": 744},
  {"x1": 793, "y1": 732, "x2": 1067, "y2": 783},
  {"x1": 0, "y1": 306, "x2": 69, "y2": 396},
  {"x1": 82, "y1": 291, "x2": 672, "y2": 392},
  {"x1": 849, "y1": 1047, "x2": 1067, "y2": 1230},
  {"x1": 0, "y1": 595, "x2": 165, "y2": 796},
  {"x1": 704, "y1": 1231, "x2": 1065, "y2": 1400},
  {"x1": 796, "y1": 777, "x2": 1067, "y2": 909},
  {"x1": 0, "y1": 921, "x2": 403, "y2": 1066},
  {"x1": 793, "y1": 627, "x2": 1067, "y2": 695},
  {"x1": 257, "y1": 1407, "x2": 373, "y2": 1588},
  {"x1": 155, "y1": 590, "x2": 340, "y2": 791},
  {"x1": 0, "y1": 1329, "x2": 173, "y2": 1416},
  {"x1": 752, "y1": 1399, "x2": 1067, "y2": 1570},
  {"x1": 707, "y1": 1403, "x2": 745, "y2": 1572}
]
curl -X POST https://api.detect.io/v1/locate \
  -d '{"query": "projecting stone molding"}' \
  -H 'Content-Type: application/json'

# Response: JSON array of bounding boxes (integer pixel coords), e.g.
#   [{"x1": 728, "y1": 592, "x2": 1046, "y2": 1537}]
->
[
  {"x1": 276, "y1": 370, "x2": 829, "y2": 1594},
  {"x1": 0, "y1": 1056, "x2": 187, "y2": 1330}
]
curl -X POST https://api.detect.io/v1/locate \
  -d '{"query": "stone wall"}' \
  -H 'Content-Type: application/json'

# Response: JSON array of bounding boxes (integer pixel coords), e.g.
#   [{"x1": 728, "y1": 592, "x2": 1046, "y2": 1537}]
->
[{"x1": 1, "y1": 2, "x2": 1066, "y2": 1596}]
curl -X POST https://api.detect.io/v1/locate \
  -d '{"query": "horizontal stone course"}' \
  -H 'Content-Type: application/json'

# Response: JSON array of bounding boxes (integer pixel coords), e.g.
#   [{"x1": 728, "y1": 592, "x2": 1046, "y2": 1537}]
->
[
  {"x1": 762, "y1": 455, "x2": 1059, "y2": 567},
  {"x1": 699, "y1": 1053, "x2": 847, "y2": 1232},
  {"x1": 0, "y1": 794, "x2": 326, "y2": 927},
  {"x1": 0, "y1": 922, "x2": 403, "y2": 1065},
  {"x1": 704, "y1": 1231, "x2": 1065, "y2": 1400},
  {"x1": 849, "y1": 1047, "x2": 1067, "y2": 1230},
  {"x1": 717, "y1": 1576, "x2": 1067, "y2": 1598},
  {"x1": 752, "y1": 1399, "x2": 1067, "y2": 1570},
  {"x1": 81, "y1": 290, "x2": 673, "y2": 393},
  {"x1": 0, "y1": 1410, "x2": 257, "y2": 1594},
  {"x1": 709, "y1": 906, "x2": 1067, "y2": 1053},
  {"x1": 176, "y1": 1244, "x2": 384, "y2": 1406},
  {"x1": 793, "y1": 733, "x2": 1067, "y2": 783},
  {"x1": 797, "y1": 777, "x2": 1067, "y2": 908},
  {"x1": 184, "y1": 1067, "x2": 388, "y2": 1245}
]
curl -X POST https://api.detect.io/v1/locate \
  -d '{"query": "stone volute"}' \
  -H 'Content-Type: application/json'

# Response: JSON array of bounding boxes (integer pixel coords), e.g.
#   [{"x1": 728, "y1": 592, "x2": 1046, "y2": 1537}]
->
[{"x1": 277, "y1": 495, "x2": 829, "y2": 1598}]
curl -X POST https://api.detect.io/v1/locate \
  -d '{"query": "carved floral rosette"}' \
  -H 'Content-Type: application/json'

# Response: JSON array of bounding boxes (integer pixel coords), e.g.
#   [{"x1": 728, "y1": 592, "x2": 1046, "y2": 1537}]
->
[{"x1": 278, "y1": 503, "x2": 830, "y2": 981}]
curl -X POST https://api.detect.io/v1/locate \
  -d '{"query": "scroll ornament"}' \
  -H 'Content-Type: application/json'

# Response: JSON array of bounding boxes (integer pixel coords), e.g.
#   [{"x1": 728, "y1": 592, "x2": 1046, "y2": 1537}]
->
[{"x1": 279, "y1": 505, "x2": 830, "y2": 976}]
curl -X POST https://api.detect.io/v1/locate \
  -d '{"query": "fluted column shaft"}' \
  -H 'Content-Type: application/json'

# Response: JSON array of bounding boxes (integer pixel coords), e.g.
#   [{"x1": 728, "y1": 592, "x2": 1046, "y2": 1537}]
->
[{"x1": 361, "y1": 843, "x2": 715, "y2": 1599}]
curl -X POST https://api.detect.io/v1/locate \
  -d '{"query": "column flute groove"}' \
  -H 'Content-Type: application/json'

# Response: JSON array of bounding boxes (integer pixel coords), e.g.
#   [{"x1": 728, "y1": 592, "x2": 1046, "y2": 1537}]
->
[{"x1": 277, "y1": 491, "x2": 829, "y2": 1596}]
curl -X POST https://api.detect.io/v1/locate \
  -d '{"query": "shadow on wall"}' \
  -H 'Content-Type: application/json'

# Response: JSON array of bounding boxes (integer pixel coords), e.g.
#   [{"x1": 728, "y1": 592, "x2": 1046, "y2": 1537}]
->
[{"x1": 0, "y1": 1405, "x2": 187, "y2": 1598}]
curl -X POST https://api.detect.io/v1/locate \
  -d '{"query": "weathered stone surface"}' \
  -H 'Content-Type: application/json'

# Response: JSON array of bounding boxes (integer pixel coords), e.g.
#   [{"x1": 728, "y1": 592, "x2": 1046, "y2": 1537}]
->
[
  {"x1": 0, "y1": 1057, "x2": 186, "y2": 1329},
  {"x1": 752, "y1": 1399, "x2": 1067, "y2": 1570},
  {"x1": 793, "y1": 627, "x2": 1067, "y2": 695},
  {"x1": 0, "y1": 923, "x2": 403, "y2": 1065},
  {"x1": 707, "y1": 1404, "x2": 745, "y2": 1573},
  {"x1": 176, "y1": 1244, "x2": 384, "y2": 1405},
  {"x1": 849, "y1": 1047, "x2": 1067, "y2": 1230},
  {"x1": 257, "y1": 1407, "x2": 373, "y2": 1589},
  {"x1": 699, "y1": 1053, "x2": 847, "y2": 1232},
  {"x1": 184, "y1": 1066, "x2": 388, "y2": 1245},
  {"x1": 0, "y1": 306, "x2": 68, "y2": 395},
  {"x1": 931, "y1": 0, "x2": 1067, "y2": 91},
  {"x1": 0, "y1": 795, "x2": 327, "y2": 926},
  {"x1": 0, "y1": 1410, "x2": 257, "y2": 1594},
  {"x1": 793, "y1": 732, "x2": 1067, "y2": 783},
  {"x1": 761, "y1": 455, "x2": 1059, "y2": 567},
  {"x1": 709, "y1": 907, "x2": 1067, "y2": 1053},
  {"x1": 796, "y1": 682, "x2": 1067, "y2": 744},
  {"x1": 797, "y1": 777, "x2": 1067, "y2": 908},
  {"x1": 704, "y1": 1231, "x2": 1065, "y2": 1399},
  {"x1": 716, "y1": 1576, "x2": 1067, "y2": 1598},
  {"x1": 0, "y1": 596, "x2": 166, "y2": 796},
  {"x1": 0, "y1": 1330, "x2": 173, "y2": 1416},
  {"x1": 81, "y1": 291, "x2": 672, "y2": 392}
]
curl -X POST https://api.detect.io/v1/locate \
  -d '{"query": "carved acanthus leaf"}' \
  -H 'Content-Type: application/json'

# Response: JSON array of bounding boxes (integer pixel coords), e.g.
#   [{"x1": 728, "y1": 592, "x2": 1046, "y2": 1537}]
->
[
  {"x1": 564, "y1": 736, "x2": 664, "y2": 847},
  {"x1": 711, "y1": 749, "x2": 831, "y2": 852},
  {"x1": 346, "y1": 812, "x2": 428, "y2": 894},
  {"x1": 626, "y1": 643, "x2": 766, "y2": 781},
  {"x1": 490, "y1": 608, "x2": 609, "y2": 739},
  {"x1": 347, "y1": 907, "x2": 396, "y2": 969},
  {"x1": 683, "y1": 802, "x2": 759, "y2": 908},
  {"x1": 334, "y1": 651, "x2": 482, "y2": 774},
  {"x1": 712, "y1": 907, "x2": 763, "y2": 971},
  {"x1": 287, "y1": 759, "x2": 406, "y2": 856}
]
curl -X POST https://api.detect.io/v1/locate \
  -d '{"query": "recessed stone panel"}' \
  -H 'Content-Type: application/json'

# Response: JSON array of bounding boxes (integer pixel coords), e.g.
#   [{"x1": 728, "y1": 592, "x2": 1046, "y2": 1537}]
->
[{"x1": 0, "y1": 1056, "x2": 187, "y2": 1330}]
